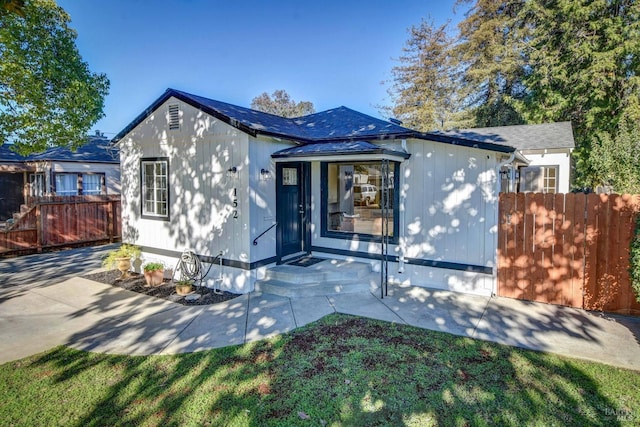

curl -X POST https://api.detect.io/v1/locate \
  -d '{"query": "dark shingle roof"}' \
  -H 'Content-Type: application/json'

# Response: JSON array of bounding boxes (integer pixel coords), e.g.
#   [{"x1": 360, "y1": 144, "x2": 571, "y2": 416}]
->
[
  {"x1": 174, "y1": 90, "x2": 306, "y2": 138},
  {"x1": 0, "y1": 144, "x2": 28, "y2": 162},
  {"x1": 290, "y1": 106, "x2": 415, "y2": 140},
  {"x1": 113, "y1": 89, "x2": 419, "y2": 144},
  {"x1": 29, "y1": 136, "x2": 118, "y2": 163},
  {"x1": 112, "y1": 88, "x2": 521, "y2": 155},
  {"x1": 0, "y1": 136, "x2": 118, "y2": 164},
  {"x1": 438, "y1": 122, "x2": 575, "y2": 151}
]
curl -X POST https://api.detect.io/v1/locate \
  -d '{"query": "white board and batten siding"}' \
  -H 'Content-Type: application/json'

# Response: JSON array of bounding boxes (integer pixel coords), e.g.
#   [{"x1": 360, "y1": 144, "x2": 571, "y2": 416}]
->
[
  {"x1": 119, "y1": 96, "x2": 501, "y2": 295},
  {"x1": 310, "y1": 138, "x2": 499, "y2": 296},
  {"x1": 119, "y1": 97, "x2": 286, "y2": 293}
]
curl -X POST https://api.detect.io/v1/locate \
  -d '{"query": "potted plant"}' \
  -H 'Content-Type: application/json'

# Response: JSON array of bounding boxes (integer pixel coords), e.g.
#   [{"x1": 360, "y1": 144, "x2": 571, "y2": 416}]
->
[
  {"x1": 175, "y1": 279, "x2": 193, "y2": 295},
  {"x1": 143, "y1": 262, "x2": 165, "y2": 287},
  {"x1": 102, "y1": 244, "x2": 141, "y2": 279}
]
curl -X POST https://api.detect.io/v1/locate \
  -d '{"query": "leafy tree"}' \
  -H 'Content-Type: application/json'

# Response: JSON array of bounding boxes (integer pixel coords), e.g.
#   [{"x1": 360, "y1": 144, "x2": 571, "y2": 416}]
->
[
  {"x1": 0, "y1": 0, "x2": 109, "y2": 155},
  {"x1": 0, "y1": 0, "x2": 25, "y2": 17},
  {"x1": 386, "y1": 19, "x2": 468, "y2": 131},
  {"x1": 250, "y1": 89, "x2": 315, "y2": 118},
  {"x1": 515, "y1": 0, "x2": 640, "y2": 187},
  {"x1": 390, "y1": 0, "x2": 640, "y2": 187},
  {"x1": 589, "y1": 104, "x2": 640, "y2": 194}
]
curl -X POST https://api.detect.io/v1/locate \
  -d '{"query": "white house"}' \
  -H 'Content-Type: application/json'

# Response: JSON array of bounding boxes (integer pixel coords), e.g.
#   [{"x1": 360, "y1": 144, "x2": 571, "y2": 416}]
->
[
  {"x1": 441, "y1": 122, "x2": 575, "y2": 193},
  {"x1": 113, "y1": 89, "x2": 527, "y2": 296}
]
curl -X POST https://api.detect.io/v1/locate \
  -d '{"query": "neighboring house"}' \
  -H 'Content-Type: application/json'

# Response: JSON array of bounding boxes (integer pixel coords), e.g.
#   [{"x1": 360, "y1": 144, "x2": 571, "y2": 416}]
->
[
  {"x1": 0, "y1": 132, "x2": 120, "y2": 220},
  {"x1": 440, "y1": 122, "x2": 575, "y2": 193},
  {"x1": 113, "y1": 88, "x2": 526, "y2": 296}
]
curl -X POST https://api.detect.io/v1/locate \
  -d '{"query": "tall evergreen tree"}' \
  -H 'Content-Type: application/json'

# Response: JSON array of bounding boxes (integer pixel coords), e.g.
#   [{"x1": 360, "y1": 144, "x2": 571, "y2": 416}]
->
[
  {"x1": 389, "y1": 0, "x2": 640, "y2": 188},
  {"x1": 455, "y1": 0, "x2": 527, "y2": 127},
  {"x1": 515, "y1": 0, "x2": 640, "y2": 187},
  {"x1": 386, "y1": 19, "x2": 467, "y2": 131}
]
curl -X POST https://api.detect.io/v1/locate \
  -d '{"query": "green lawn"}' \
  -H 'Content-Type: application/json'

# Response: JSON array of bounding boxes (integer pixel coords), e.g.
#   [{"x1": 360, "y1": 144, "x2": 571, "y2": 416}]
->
[{"x1": 1, "y1": 314, "x2": 638, "y2": 426}]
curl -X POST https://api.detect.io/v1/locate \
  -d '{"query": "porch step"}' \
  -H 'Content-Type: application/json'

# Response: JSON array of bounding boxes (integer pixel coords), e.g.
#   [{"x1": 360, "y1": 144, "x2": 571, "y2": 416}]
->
[{"x1": 255, "y1": 258, "x2": 377, "y2": 298}]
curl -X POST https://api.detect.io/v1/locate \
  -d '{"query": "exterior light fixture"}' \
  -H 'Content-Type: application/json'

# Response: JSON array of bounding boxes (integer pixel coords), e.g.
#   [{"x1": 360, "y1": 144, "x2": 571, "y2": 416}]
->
[{"x1": 260, "y1": 168, "x2": 272, "y2": 181}]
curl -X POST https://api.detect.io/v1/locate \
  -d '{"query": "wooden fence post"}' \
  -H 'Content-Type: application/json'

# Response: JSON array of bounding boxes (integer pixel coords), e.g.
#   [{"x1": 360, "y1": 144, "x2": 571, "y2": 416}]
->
[
  {"x1": 107, "y1": 200, "x2": 114, "y2": 243},
  {"x1": 35, "y1": 204, "x2": 43, "y2": 253}
]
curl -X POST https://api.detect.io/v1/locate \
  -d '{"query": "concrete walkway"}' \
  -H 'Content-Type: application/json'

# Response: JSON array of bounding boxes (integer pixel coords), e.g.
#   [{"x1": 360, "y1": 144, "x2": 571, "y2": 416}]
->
[{"x1": 1, "y1": 246, "x2": 639, "y2": 370}]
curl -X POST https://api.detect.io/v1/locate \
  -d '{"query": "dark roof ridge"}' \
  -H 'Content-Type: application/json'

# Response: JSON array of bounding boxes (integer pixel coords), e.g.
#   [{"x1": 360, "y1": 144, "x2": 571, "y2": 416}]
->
[
  {"x1": 458, "y1": 121, "x2": 572, "y2": 133},
  {"x1": 113, "y1": 88, "x2": 417, "y2": 143},
  {"x1": 170, "y1": 88, "x2": 301, "y2": 122},
  {"x1": 111, "y1": 88, "x2": 520, "y2": 155}
]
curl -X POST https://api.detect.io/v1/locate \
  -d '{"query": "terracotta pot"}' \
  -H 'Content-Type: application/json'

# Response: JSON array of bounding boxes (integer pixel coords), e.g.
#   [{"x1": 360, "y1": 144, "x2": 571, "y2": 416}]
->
[
  {"x1": 175, "y1": 283, "x2": 193, "y2": 295},
  {"x1": 144, "y1": 269, "x2": 165, "y2": 287},
  {"x1": 116, "y1": 257, "x2": 131, "y2": 279}
]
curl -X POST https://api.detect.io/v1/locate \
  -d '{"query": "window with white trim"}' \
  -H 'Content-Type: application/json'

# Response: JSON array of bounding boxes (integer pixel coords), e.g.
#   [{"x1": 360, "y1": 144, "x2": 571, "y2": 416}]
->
[
  {"x1": 519, "y1": 165, "x2": 559, "y2": 193},
  {"x1": 141, "y1": 158, "x2": 169, "y2": 219},
  {"x1": 542, "y1": 166, "x2": 558, "y2": 194},
  {"x1": 29, "y1": 173, "x2": 46, "y2": 196}
]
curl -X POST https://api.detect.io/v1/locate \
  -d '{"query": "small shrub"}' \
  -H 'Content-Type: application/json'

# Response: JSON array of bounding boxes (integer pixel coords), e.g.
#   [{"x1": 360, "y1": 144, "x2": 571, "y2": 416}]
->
[
  {"x1": 630, "y1": 215, "x2": 640, "y2": 303},
  {"x1": 143, "y1": 262, "x2": 164, "y2": 272},
  {"x1": 102, "y1": 244, "x2": 141, "y2": 270}
]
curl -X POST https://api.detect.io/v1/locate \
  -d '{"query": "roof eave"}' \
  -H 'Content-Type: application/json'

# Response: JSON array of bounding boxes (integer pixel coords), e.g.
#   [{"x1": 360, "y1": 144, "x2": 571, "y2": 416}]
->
[
  {"x1": 112, "y1": 89, "x2": 260, "y2": 144},
  {"x1": 271, "y1": 148, "x2": 410, "y2": 160},
  {"x1": 420, "y1": 132, "x2": 517, "y2": 154}
]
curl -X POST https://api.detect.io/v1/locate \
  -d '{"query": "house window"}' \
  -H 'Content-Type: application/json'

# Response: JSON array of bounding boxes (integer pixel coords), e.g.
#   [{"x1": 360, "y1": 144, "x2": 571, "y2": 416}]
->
[
  {"x1": 168, "y1": 104, "x2": 180, "y2": 130},
  {"x1": 322, "y1": 161, "x2": 398, "y2": 242},
  {"x1": 141, "y1": 158, "x2": 169, "y2": 219},
  {"x1": 54, "y1": 173, "x2": 78, "y2": 196},
  {"x1": 282, "y1": 167, "x2": 297, "y2": 185},
  {"x1": 82, "y1": 174, "x2": 103, "y2": 195},
  {"x1": 543, "y1": 166, "x2": 558, "y2": 194},
  {"x1": 29, "y1": 173, "x2": 46, "y2": 196},
  {"x1": 519, "y1": 165, "x2": 559, "y2": 193}
]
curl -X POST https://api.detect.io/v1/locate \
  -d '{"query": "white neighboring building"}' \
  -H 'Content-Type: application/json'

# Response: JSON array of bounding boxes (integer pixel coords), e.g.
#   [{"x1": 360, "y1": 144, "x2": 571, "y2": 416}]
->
[{"x1": 442, "y1": 122, "x2": 575, "y2": 193}]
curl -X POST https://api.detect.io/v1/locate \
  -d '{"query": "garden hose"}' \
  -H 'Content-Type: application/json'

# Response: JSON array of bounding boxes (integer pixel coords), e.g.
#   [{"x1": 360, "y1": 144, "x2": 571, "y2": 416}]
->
[{"x1": 172, "y1": 250, "x2": 221, "y2": 294}]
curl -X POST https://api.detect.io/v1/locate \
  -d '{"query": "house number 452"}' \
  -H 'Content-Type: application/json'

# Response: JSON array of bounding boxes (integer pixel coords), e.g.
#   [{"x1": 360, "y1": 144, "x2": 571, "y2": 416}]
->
[{"x1": 232, "y1": 188, "x2": 238, "y2": 219}]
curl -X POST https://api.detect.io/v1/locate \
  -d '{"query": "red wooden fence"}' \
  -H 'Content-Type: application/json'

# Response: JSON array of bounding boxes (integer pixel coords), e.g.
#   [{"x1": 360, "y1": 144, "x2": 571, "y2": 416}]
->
[
  {"x1": 498, "y1": 192, "x2": 640, "y2": 315},
  {"x1": 0, "y1": 195, "x2": 121, "y2": 256}
]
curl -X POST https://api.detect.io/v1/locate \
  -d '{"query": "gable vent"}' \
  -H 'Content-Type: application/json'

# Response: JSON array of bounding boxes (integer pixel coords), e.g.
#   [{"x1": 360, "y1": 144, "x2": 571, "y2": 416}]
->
[{"x1": 168, "y1": 104, "x2": 180, "y2": 130}]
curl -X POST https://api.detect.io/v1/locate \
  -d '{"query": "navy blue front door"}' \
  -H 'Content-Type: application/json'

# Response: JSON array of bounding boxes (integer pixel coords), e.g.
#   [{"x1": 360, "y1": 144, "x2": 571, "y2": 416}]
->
[{"x1": 276, "y1": 162, "x2": 306, "y2": 259}]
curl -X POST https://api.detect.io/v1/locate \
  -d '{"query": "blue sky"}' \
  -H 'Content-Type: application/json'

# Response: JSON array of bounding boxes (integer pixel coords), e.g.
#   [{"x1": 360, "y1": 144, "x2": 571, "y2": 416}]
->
[{"x1": 57, "y1": 0, "x2": 464, "y2": 137}]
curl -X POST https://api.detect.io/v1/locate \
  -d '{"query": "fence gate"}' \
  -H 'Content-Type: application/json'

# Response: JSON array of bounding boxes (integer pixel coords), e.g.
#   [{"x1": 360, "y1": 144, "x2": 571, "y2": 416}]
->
[{"x1": 497, "y1": 192, "x2": 640, "y2": 315}]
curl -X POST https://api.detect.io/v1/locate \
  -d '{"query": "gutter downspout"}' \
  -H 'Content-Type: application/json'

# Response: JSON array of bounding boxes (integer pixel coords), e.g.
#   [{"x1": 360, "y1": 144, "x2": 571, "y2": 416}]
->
[
  {"x1": 492, "y1": 151, "x2": 516, "y2": 296},
  {"x1": 398, "y1": 139, "x2": 407, "y2": 273}
]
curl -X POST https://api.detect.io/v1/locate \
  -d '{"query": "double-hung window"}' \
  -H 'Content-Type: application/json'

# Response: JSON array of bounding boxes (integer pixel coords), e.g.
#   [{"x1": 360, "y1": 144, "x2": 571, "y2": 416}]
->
[{"x1": 141, "y1": 158, "x2": 169, "y2": 219}]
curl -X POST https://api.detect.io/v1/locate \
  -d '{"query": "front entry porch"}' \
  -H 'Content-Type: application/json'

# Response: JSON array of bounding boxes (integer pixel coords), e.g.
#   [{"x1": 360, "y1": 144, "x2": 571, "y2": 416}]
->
[{"x1": 255, "y1": 257, "x2": 379, "y2": 298}]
